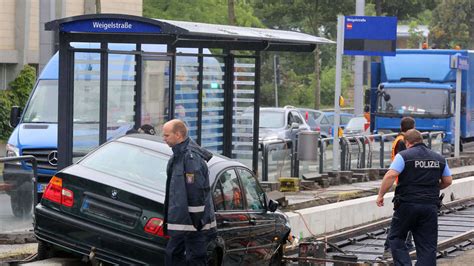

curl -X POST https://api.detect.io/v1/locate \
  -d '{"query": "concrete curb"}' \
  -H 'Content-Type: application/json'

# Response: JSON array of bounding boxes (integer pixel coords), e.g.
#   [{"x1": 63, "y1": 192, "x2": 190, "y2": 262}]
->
[{"x1": 285, "y1": 176, "x2": 474, "y2": 239}]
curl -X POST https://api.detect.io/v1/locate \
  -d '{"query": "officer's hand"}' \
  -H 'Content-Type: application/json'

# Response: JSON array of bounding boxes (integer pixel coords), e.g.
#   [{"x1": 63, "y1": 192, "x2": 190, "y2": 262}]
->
[{"x1": 376, "y1": 195, "x2": 384, "y2": 207}]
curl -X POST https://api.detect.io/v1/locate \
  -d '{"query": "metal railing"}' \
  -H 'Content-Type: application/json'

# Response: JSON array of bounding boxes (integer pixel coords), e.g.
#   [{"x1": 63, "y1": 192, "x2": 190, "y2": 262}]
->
[{"x1": 259, "y1": 131, "x2": 445, "y2": 181}]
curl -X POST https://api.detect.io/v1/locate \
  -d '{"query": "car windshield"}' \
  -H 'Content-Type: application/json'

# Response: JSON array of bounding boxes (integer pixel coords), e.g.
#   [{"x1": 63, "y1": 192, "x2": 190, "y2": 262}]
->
[
  {"x1": 22, "y1": 80, "x2": 58, "y2": 123},
  {"x1": 79, "y1": 141, "x2": 169, "y2": 191},
  {"x1": 259, "y1": 110, "x2": 285, "y2": 128},
  {"x1": 326, "y1": 114, "x2": 351, "y2": 124},
  {"x1": 377, "y1": 88, "x2": 450, "y2": 116}
]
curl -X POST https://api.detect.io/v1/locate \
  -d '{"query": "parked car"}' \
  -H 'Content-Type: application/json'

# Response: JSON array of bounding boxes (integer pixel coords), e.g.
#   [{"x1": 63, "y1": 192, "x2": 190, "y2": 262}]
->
[
  {"x1": 34, "y1": 134, "x2": 290, "y2": 265},
  {"x1": 240, "y1": 106, "x2": 310, "y2": 142},
  {"x1": 343, "y1": 116, "x2": 370, "y2": 138},
  {"x1": 297, "y1": 109, "x2": 353, "y2": 138}
]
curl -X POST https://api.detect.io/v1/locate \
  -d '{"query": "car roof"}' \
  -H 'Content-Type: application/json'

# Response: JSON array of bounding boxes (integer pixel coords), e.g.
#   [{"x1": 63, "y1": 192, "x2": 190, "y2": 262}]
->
[{"x1": 115, "y1": 134, "x2": 247, "y2": 180}]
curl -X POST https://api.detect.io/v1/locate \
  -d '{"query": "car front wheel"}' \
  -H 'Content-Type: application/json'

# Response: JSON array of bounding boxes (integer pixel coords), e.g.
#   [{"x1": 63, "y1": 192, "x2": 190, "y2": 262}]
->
[
  {"x1": 10, "y1": 187, "x2": 33, "y2": 218},
  {"x1": 270, "y1": 245, "x2": 284, "y2": 266}
]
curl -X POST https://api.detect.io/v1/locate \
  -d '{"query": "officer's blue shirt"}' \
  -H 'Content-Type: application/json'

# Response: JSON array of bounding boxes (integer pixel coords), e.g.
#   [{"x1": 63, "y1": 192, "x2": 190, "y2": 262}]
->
[{"x1": 390, "y1": 153, "x2": 452, "y2": 177}]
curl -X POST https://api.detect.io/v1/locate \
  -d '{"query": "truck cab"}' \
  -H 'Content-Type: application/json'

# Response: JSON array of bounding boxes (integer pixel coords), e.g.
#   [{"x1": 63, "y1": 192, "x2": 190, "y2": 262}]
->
[{"x1": 371, "y1": 49, "x2": 474, "y2": 148}]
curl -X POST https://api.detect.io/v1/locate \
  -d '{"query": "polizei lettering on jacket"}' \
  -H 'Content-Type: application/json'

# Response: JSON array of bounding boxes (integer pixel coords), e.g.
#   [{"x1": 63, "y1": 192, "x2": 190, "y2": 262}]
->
[
  {"x1": 92, "y1": 21, "x2": 132, "y2": 31},
  {"x1": 414, "y1": 160, "x2": 440, "y2": 168}
]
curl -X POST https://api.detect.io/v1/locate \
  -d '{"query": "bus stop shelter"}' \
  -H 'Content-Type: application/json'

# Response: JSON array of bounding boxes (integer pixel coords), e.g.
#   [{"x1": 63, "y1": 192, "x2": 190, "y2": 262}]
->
[{"x1": 45, "y1": 14, "x2": 333, "y2": 174}]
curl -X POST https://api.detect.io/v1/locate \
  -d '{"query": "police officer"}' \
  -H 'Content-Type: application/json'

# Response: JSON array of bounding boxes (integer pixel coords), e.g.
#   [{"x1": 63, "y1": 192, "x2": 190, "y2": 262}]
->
[
  {"x1": 391, "y1": 117, "x2": 415, "y2": 160},
  {"x1": 376, "y1": 129, "x2": 452, "y2": 265},
  {"x1": 383, "y1": 116, "x2": 416, "y2": 258},
  {"x1": 162, "y1": 119, "x2": 216, "y2": 265}
]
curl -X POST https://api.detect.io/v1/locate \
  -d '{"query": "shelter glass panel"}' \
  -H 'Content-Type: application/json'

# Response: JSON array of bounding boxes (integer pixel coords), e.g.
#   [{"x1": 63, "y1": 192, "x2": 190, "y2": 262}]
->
[
  {"x1": 142, "y1": 59, "x2": 171, "y2": 134},
  {"x1": 201, "y1": 56, "x2": 225, "y2": 153},
  {"x1": 72, "y1": 52, "x2": 101, "y2": 162},
  {"x1": 231, "y1": 58, "x2": 256, "y2": 169},
  {"x1": 106, "y1": 53, "x2": 136, "y2": 139},
  {"x1": 175, "y1": 56, "x2": 199, "y2": 142}
]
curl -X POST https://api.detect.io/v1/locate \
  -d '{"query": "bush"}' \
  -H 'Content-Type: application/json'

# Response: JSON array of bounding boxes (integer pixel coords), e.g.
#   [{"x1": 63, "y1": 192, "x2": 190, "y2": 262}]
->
[{"x1": 0, "y1": 65, "x2": 36, "y2": 140}]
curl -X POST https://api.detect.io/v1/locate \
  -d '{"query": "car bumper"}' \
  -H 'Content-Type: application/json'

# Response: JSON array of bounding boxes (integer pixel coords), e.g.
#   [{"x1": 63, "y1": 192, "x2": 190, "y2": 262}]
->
[{"x1": 34, "y1": 204, "x2": 166, "y2": 264}]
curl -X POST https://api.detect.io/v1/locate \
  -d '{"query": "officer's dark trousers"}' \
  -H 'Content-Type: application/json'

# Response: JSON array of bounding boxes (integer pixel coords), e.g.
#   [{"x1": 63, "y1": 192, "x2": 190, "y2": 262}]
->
[
  {"x1": 388, "y1": 202, "x2": 438, "y2": 266},
  {"x1": 165, "y1": 232, "x2": 207, "y2": 266}
]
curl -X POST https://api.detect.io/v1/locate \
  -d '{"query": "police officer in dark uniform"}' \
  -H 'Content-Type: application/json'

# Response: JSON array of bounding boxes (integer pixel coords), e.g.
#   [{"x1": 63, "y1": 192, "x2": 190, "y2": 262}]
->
[
  {"x1": 376, "y1": 129, "x2": 452, "y2": 265},
  {"x1": 162, "y1": 119, "x2": 216, "y2": 265}
]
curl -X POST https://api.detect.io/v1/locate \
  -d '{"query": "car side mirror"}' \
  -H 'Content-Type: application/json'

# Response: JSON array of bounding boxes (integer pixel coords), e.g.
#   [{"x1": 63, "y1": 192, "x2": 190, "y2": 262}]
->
[
  {"x1": 290, "y1": 122, "x2": 299, "y2": 130},
  {"x1": 9, "y1": 106, "x2": 21, "y2": 128},
  {"x1": 268, "y1": 199, "x2": 279, "y2": 212}
]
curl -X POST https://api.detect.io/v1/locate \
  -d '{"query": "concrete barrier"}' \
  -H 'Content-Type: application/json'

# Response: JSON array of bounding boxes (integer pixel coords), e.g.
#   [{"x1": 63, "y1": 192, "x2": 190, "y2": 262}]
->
[{"x1": 285, "y1": 176, "x2": 474, "y2": 239}]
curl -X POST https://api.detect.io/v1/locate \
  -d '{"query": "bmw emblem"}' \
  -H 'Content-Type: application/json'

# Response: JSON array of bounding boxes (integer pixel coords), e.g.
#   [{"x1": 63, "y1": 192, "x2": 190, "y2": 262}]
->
[{"x1": 111, "y1": 189, "x2": 118, "y2": 200}]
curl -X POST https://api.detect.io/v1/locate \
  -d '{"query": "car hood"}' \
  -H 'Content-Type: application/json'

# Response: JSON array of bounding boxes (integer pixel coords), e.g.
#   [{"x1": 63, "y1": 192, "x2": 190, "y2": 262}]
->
[
  {"x1": 17, "y1": 123, "x2": 58, "y2": 149},
  {"x1": 259, "y1": 128, "x2": 286, "y2": 140}
]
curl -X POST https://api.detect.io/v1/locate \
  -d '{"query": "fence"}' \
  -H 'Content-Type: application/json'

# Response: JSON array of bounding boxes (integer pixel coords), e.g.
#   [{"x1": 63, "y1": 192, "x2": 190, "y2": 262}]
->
[{"x1": 260, "y1": 131, "x2": 445, "y2": 181}]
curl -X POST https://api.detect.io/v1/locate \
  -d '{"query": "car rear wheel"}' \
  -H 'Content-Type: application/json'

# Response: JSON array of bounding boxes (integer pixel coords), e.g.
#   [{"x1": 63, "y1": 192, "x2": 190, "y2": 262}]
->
[{"x1": 36, "y1": 240, "x2": 56, "y2": 260}]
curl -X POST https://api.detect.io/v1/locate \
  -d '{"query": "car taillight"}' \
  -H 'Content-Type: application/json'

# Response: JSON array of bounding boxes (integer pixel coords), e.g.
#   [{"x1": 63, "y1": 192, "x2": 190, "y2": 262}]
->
[
  {"x1": 61, "y1": 188, "x2": 74, "y2": 207},
  {"x1": 144, "y1": 218, "x2": 169, "y2": 239},
  {"x1": 314, "y1": 126, "x2": 320, "y2": 132},
  {"x1": 43, "y1": 176, "x2": 74, "y2": 207}
]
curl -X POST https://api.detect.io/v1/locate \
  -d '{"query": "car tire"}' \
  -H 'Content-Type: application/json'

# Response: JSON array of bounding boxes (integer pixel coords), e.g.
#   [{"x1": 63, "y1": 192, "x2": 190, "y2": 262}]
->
[
  {"x1": 270, "y1": 245, "x2": 284, "y2": 266},
  {"x1": 10, "y1": 186, "x2": 33, "y2": 218},
  {"x1": 207, "y1": 248, "x2": 221, "y2": 266},
  {"x1": 37, "y1": 240, "x2": 55, "y2": 260}
]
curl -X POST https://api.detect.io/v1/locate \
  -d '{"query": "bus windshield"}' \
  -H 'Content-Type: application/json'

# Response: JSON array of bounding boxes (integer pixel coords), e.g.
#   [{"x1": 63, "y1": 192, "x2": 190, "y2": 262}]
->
[{"x1": 377, "y1": 88, "x2": 450, "y2": 116}]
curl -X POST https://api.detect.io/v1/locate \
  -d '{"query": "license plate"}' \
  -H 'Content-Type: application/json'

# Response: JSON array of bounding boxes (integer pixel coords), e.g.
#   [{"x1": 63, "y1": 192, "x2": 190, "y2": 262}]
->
[
  {"x1": 37, "y1": 183, "x2": 47, "y2": 193},
  {"x1": 82, "y1": 198, "x2": 90, "y2": 210}
]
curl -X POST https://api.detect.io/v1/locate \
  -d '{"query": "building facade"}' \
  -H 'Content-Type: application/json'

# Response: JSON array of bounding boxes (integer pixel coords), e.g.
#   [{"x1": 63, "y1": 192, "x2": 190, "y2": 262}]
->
[{"x1": 0, "y1": 0, "x2": 142, "y2": 90}]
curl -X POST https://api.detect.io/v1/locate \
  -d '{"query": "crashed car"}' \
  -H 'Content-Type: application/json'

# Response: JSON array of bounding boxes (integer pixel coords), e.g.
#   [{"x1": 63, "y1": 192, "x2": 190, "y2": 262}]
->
[{"x1": 34, "y1": 134, "x2": 290, "y2": 265}]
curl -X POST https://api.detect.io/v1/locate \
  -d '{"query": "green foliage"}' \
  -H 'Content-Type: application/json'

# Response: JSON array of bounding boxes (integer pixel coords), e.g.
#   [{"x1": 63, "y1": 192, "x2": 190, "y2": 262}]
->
[
  {"x1": 407, "y1": 21, "x2": 426, "y2": 48},
  {"x1": 430, "y1": 0, "x2": 473, "y2": 49},
  {"x1": 0, "y1": 65, "x2": 36, "y2": 140},
  {"x1": 143, "y1": 0, "x2": 263, "y2": 27}
]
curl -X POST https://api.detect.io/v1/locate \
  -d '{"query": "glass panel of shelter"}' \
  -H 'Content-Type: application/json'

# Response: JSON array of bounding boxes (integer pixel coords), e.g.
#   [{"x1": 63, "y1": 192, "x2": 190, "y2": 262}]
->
[
  {"x1": 231, "y1": 58, "x2": 256, "y2": 170},
  {"x1": 142, "y1": 59, "x2": 170, "y2": 135},
  {"x1": 107, "y1": 53, "x2": 136, "y2": 139},
  {"x1": 72, "y1": 51, "x2": 101, "y2": 163},
  {"x1": 201, "y1": 56, "x2": 225, "y2": 154},
  {"x1": 175, "y1": 55, "x2": 199, "y2": 142}
]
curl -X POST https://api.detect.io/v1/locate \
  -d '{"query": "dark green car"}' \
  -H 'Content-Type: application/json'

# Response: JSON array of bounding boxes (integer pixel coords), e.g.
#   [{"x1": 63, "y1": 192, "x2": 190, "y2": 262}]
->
[{"x1": 34, "y1": 134, "x2": 290, "y2": 265}]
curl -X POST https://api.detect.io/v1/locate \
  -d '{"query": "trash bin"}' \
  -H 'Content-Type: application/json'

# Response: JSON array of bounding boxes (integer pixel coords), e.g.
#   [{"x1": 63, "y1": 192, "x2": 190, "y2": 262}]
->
[{"x1": 297, "y1": 131, "x2": 319, "y2": 161}]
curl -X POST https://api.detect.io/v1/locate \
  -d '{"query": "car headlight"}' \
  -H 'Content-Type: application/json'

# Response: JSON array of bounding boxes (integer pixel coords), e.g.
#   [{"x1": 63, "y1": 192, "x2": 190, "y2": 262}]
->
[
  {"x1": 6, "y1": 144, "x2": 21, "y2": 165},
  {"x1": 6, "y1": 144, "x2": 19, "y2": 157}
]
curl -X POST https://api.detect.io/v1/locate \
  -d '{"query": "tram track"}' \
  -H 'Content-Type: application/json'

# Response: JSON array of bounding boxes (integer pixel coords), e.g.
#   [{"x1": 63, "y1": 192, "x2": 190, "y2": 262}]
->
[{"x1": 283, "y1": 197, "x2": 474, "y2": 265}]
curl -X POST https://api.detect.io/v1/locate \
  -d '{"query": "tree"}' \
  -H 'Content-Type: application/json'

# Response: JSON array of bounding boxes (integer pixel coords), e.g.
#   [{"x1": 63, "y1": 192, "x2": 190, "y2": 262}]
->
[
  {"x1": 143, "y1": 0, "x2": 262, "y2": 27},
  {"x1": 430, "y1": 0, "x2": 473, "y2": 49},
  {"x1": 253, "y1": 0, "x2": 354, "y2": 109},
  {"x1": 367, "y1": 0, "x2": 439, "y2": 20}
]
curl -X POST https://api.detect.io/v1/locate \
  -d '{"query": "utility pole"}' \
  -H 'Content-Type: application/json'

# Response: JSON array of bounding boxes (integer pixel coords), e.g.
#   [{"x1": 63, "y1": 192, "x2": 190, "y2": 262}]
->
[
  {"x1": 228, "y1": 0, "x2": 236, "y2": 25},
  {"x1": 353, "y1": 0, "x2": 365, "y2": 115}
]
